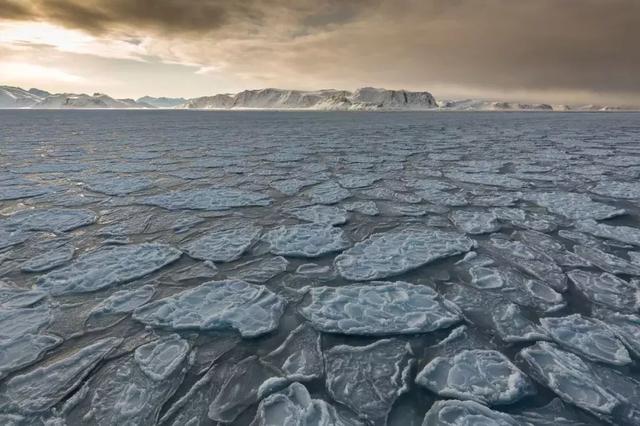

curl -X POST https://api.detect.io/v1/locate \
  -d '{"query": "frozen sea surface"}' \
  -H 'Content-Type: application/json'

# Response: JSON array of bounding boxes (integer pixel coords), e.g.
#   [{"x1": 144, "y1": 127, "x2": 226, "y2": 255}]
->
[{"x1": 1, "y1": 110, "x2": 640, "y2": 425}]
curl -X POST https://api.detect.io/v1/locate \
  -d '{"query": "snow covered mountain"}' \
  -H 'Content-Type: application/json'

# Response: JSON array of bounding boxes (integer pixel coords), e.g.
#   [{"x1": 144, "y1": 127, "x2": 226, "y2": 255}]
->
[
  {"x1": 137, "y1": 96, "x2": 186, "y2": 108},
  {"x1": 0, "y1": 86, "x2": 153, "y2": 109},
  {"x1": 0, "y1": 86, "x2": 44, "y2": 108},
  {"x1": 180, "y1": 87, "x2": 437, "y2": 110},
  {"x1": 1, "y1": 84, "x2": 635, "y2": 110},
  {"x1": 437, "y1": 99, "x2": 553, "y2": 111}
]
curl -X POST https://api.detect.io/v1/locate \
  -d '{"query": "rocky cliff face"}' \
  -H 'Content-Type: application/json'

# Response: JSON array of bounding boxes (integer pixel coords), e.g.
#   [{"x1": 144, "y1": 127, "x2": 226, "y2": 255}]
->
[{"x1": 180, "y1": 87, "x2": 437, "y2": 110}]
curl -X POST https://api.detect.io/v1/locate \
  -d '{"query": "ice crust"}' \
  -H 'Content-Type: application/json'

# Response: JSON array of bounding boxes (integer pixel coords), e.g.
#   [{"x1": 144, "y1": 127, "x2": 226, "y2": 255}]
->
[
  {"x1": 324, "y1": 339, "x2": 412, "y2": 422},
  {"x1": 142, "y1": 188, "x2": 271, "y2": 210},
  {"x1": 181, "y1": 224, "x2": 261, "y2": 262},
  {"x1": 1, "y1": 208, "x2": 96, "y2": 233},
  {"x1": 36, "y1": 244, "x2": 181, "y2": 295},
  {"x1": 335, "y1": 227, "x2": 474, "y2": 280},
  {"x1": 288, "y1": 205, "x2": 348, "y2": 225},
  {"x1": 525, "y1": 192, "x2": 626, "y2": 220},
  {"x1": 262, "y1": 224, "x2": 350, "y2": 257},
  {"x1": 251, "y1": 382, "x2": 363, "y2": 426},
  {"x1": 416, "y1": 349, "x2": 535, "y2": 405},
  {"x1": 133, "y1": 279, "x2": 286, "y2": 337},
  {"x1": 301, "y1": 281, "x2": 461, "y2": 335},
  {"x1": 422, "y1": 399, "x2": 520, "y2": 425}
]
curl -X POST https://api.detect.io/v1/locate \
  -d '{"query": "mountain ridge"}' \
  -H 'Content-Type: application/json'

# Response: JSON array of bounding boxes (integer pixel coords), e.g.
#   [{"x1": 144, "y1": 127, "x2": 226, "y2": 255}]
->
[{"x1": 0, "y1": 85, "x2": 635, "y2": 111}]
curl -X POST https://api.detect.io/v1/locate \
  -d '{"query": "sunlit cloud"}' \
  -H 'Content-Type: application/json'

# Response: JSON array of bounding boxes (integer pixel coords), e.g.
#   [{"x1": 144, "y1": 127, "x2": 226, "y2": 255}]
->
[
  {"x1": 0, "y1": 61, "x2": 84, "y2": 83},
  {"x1": 0, "y1": 20, "x2": 146, "y2": 60}
]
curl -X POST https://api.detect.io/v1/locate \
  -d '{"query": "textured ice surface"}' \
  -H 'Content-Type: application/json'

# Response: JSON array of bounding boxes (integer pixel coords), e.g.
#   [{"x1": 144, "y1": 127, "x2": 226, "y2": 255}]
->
[
  {"x1": 251, "y1": 382, "x2": 363, "y2": 426},
  {"x1": 181, "y1": 224, "x2": 261, "y2": 262},
  {"x1": 228, "y1": 256, "x2": 288, "y2": 283},
  {"x1": 567, "y1": 269, "x2": 640, "y2": 312},
  {"x1": 0, "y1": 337, "x2": 121, "y2": 414},
  {"x1": 324, "y1": 339, "x2": 412, "y2": 422},
  {"x1": 5, "y1": 110, "x2": 640, "y2": 425},
  {"x1": 304, "y1": 181, "x2": 351, "y2": 204},
  {"x1": 36, "y1": 244, "x2": 181, "y2": 295},
  {"x1": 302, "y1": 281, "x2": 461, "y2": 335},
  {"x1": 20, "y1": 245, "x2": 74, "y2": 272},
  {"x1": 591, "y1": 180, "x2": 640, "y2": 199},
  {"x1": 576, "y1": 219, "x2": 640, "y2": 247},
  {"x1": 514, "y1": 229, "x2": 591, "y2": 267},
  {"x1": 335, "y1": 227, "x2": 474, "y2": 280},
  {"x1": 573, "y1": 244, "x2": 640, "y2": 275},
  {"x1": 1, "y1": 208, "x2": 96, "y2": 233},
  {"x1": 263, "y1": 324, "x2": 324, "y2": 381},
  {"x1": 423, "y1": 399, "x2": 520, "y2": 425},
  {"x1": 519, "y1": 342, "x2": 621, "y2": 421},
  {"x1": 133, "y1": 279, "x2": 286, "y2": 337},
  {"x1": 88, "y1": 285, "x2": 156, "y2": 317},
  {"x1": 262, "y1": 224, "x2": 350, "y2": 257},
  {"x1": 0, "y1": 185, "x2": 56, "y2": 201},
  {"x1": 72, "y1": 335, "x2": 189, "y2": 425},
  {"x1": 449, "y1": 210, "x2": 500, "y2": 234},
  {"x1": 83, "y1": 175, "x2": 153, "y2": 195},
  {"x1": 486, "y1": 236, "x2": 567, "y2": 292},
  {"x1": 208, "y1": 356, "x2": 286, "y2": 423},
  {"x1": 288, "y1": 205, "x2": 348, "y2": 225},
  {"x1": 0, "y1": 306, "x2": 52, "y2": 340},
  {"x1": 525, "y1": 192, "x2": 626, "y2": 220},
  {"x1": 540, "y1": 314, "x2": 631, "y2": 366},
  {"x1": 0, "y1": 334, "x2": 62, "y2": 379},
  {"x1": 416, "y1": 349, "x2": 535, "y2": 405},
  {"x1": 343, "y1": 201, "x2": 379, "y2": 215},
  {"x1": 142, "y1": 188, "x2": 271, "y2": 210}
]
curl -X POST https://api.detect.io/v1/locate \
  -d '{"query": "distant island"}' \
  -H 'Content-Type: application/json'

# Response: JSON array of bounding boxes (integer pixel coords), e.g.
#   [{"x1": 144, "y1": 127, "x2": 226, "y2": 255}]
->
[{"x1": 0, "y1": 85, "x2": 632, "y2": 111}]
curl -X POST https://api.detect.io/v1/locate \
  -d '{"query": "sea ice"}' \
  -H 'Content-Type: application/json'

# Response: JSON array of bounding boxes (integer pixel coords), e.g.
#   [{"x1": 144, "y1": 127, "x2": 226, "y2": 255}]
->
[
  {"x1": 540, "y1": 314, "x2": 631, "y2": 366},
  {"x1": 486, "y1": 236, "x2": 567, "y2": 292},
  {"x1": 592, "y1": 307, "x2": 640, "y2": 358},
  {"x1": 335, "y1": 227, "x2": 474, "y2": 281},
  {"x1": 20, "y1": 245, "x2": 74, "y2": 272},
  {"x1": 303, "y1": 181, "x2": 351, "y2": 204},
  {"x1": 263, "y1": 324, "x2": 324, "y2": 381},
  {"x1": 142, "y1": 188, "x2": 271, "y2": 210},
  {"x1": 262, "y1": 224, "x2": 350, "y2": 258},
  {"x1": 567, "y1": 269, "x2": 640, "y2": 312},
  {"x1": 133, "y1": 279, "x2": 286, "y2": 337},
  {"x1": 0, "y1": 306, "x2": 52, "y2": 341},
  {"x1": 449, "y1": 210, "x2": 500, "y2": 234},
  {"x1": 513, "y1": 229, "x2": 591, "y2": 267},
  {"x1": 415, "y1": 349, "x2": 535, "y2": 405},
  {"x1": 181, "y1": 224, "x2": 261, "y2": 262},
  {"x1": 288, "y1": 205, "x2": 348, "y2": 225},
  {"x1": 1, "y1": 208, "x2": 96, "y2": 233},
  {"x1": 83, "y1": 175, "x2": 153, "y2": 195},
  {"x1": 301, "y1": 281, "x2": 461, "y2": 335},
  {"x1": 519, "y1": 342, "x2": 620, "y2": 420},
  {"x1": 0, "y1": 337, "x2": 121, "y2": 414},
  {"x1": 343, "y1": 201, "x2": 379, "y2": 215},
  {"x1": 324, "y1": 339, "x2": 412, "y2": 422},
  {"x1": 87, "y1": 285, "x2": 156, "y2": 320},
  {"x1": 575, "y1": 219, "x2": 640, "y2": 247},
  {"x1": 422, "y1": 399, "x2": 520, "y2": 426},
  {"x1": 524, "y1": 192, "x2": 625, "y2": 220},
  {"x1": 36, "y1": 244, "x2": 181, "y2": 295},
  {"x1": 227, "y1": 256, "x2": 288, "y2": 283},
  {"x1": 251, "y1": 382, "x2": 363, "y2": 426},
  {"x1": 0, "y1": 334, "x2": 62, "y2": 380},
  {"x1": 590, "y1": 180, "x2": 640, "y2": 199},
  {"x1": 573, "y1": 244, "x2": 640, "y2": 275},
  {"x1": 0, "y1": 185, "x2": 56, "y2": 201},
  {"x1": 208, "y1": 356, "x2": 287, "y2": 423},
  {"x1": 72, "y1": 335, "x2": 189, "y2": 425}
]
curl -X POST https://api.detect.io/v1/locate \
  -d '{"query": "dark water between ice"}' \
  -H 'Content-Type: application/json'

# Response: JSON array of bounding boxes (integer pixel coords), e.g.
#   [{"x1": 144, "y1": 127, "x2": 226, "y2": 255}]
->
[{"x1": 1, "y1": 110, "x2": 640, "y2": 425}]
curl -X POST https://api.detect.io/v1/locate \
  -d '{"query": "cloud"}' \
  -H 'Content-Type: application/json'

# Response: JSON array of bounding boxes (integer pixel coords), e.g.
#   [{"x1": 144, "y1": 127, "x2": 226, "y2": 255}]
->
[
  {"x1": 0, "y1": 61, "x2": 84, "y2": 83},
  {"x1": 1, "y1": 0, "x2": 639, "y2": 104}
]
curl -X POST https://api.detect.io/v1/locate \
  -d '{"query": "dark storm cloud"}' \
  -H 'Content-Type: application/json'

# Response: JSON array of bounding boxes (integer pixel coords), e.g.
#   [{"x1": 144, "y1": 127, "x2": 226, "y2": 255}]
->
[{"x1": 1, "y1": 0, "x2": 639, "y2": 103}]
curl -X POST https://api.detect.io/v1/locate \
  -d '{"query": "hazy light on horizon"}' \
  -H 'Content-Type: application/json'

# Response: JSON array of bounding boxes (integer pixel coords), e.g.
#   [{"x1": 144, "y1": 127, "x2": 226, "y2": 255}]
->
[{"x1": 1, "y1": 0, "x2": 639, "y2": 106}]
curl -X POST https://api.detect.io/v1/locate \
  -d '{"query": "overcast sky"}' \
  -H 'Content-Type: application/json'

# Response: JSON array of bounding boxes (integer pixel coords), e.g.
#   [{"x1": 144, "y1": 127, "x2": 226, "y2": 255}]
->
[{"x1": 1, "y1": 0, "x2": 639, "y2": 105}]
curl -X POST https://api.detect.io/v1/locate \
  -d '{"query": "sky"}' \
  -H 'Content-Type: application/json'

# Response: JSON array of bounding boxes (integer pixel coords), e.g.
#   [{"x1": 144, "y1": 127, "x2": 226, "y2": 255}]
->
[{"x1": 1, "y1": 0, "x2": 639, "y2": 106}]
